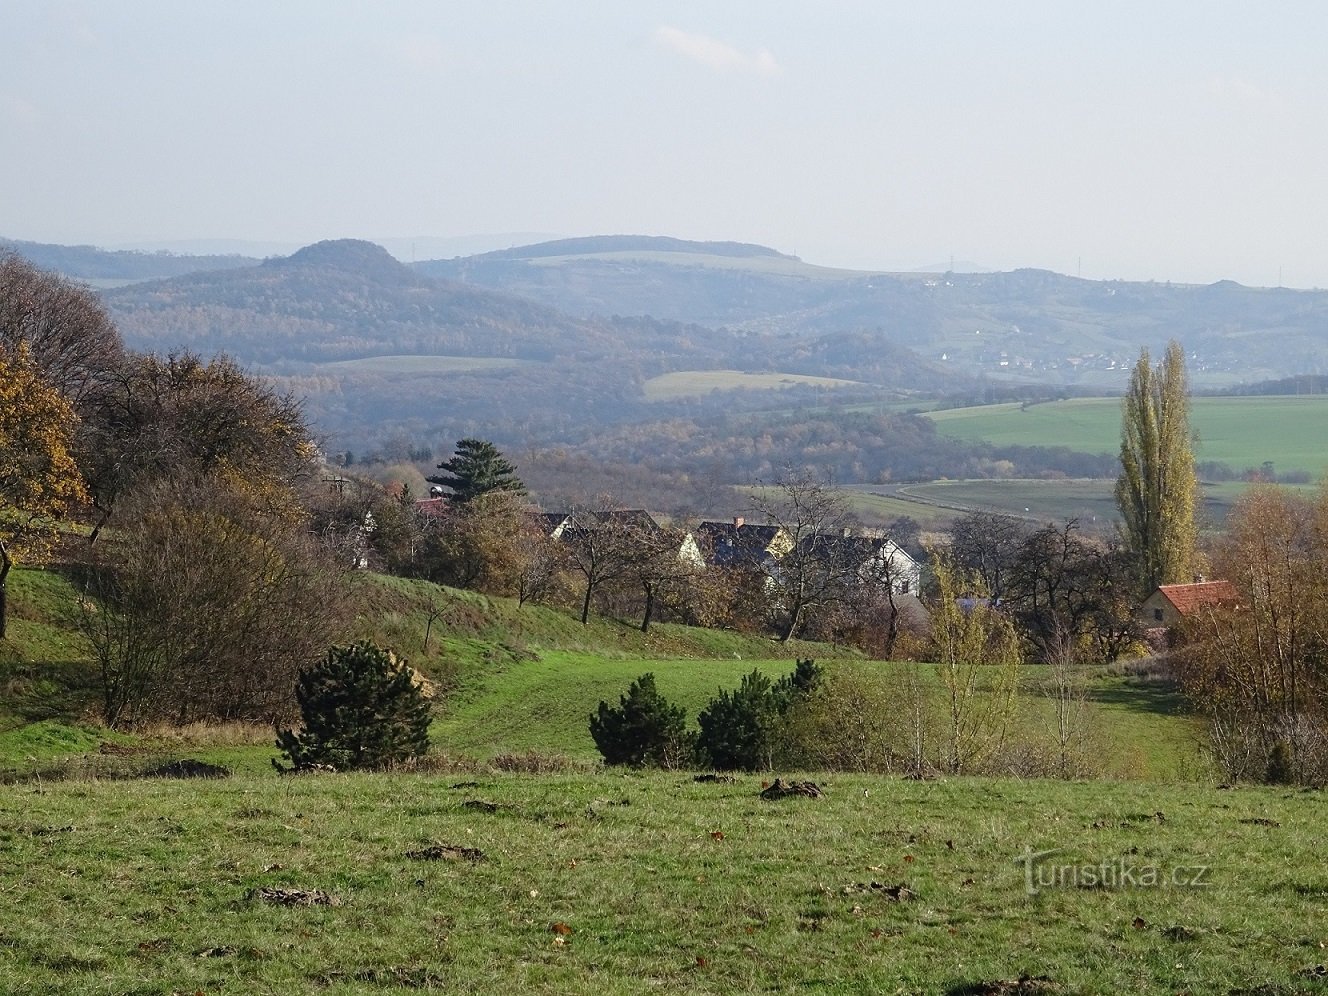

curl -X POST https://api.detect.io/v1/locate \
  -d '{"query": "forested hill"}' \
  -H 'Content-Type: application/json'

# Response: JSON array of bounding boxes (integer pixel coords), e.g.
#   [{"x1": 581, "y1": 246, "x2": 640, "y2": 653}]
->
[
  {"x1": 422, "y1": 238, "x2": 1328, "y2": 389},
  {"x1": 0, "y1": 236, "x2": 255, "y2": 284},
  {"x1": 103, "y1": 239, "x2": 734, "y2": 367},
  {"x1": 464, "y1": 235, "x2": 793, "y2": 262}
]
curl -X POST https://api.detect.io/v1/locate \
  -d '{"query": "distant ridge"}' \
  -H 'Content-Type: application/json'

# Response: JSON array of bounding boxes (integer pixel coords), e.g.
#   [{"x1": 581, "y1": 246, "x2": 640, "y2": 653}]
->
[
  {"x1": 470, "y1": 235, "x2": 795, "y2": 262},
  {"x1": 264, "y1": 238, "x2": 422, "y2": 285}
]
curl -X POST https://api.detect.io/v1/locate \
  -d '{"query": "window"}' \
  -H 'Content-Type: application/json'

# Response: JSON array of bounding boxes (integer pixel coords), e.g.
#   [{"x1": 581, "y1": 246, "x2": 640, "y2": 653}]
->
[{"x1": 1153, "y1": 608, "x2": 1164, "y2": 622}]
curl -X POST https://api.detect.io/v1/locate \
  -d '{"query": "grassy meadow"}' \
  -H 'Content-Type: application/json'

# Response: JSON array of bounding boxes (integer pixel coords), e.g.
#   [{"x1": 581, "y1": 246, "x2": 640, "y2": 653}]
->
[
  {"x1": 0, "y1": 565, "x2": 1304, "y2": 993},
  {"x1": 3, "y1": 771, "x2": 1326, "y2": 994},
  {"x1": 925, "y1": 395, "x2": 1328, "y2": 477}
]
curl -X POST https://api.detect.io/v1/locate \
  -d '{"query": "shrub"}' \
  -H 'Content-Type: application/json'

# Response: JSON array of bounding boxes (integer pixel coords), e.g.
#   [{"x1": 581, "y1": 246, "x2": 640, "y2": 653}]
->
[
  {"x1": 274, "y1": 642, "x2": 431, "y2": 772},
  {"x1": 589, "y1": 673, "x2": 692, "y2": 768},
  {"x1": 696, "y1": 660, "x2": 823, "y2": 772}
]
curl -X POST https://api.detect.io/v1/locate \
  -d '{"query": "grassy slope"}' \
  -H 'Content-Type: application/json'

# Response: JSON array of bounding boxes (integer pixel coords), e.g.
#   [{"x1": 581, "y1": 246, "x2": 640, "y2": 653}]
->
[
  {"x1": 0, "y1": 770, "x2": 1322, "y2": 994},
  {"x1": 0, "y1": 569, "x2": 1201, "y2": 780},
  {"x1": 926, "y1": 395, "x2": 1328, "y2": 476}
]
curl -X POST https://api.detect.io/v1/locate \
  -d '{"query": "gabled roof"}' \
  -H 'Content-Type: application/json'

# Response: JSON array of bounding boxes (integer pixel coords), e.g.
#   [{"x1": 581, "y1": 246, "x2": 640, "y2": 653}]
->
[
  {"x1": 413, "y1": 497, "x2": 449, "y2": 519},
  {"x1": 1156, "y1": 581, "x2": 1240, "y2": 616},
  {"x1": 695, "y1": 521, "x2": 787, "y2": 567}
]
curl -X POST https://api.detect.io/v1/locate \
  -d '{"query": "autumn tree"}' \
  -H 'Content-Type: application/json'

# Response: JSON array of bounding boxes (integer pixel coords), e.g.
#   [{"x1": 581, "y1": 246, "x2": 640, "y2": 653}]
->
[
  {"x1": 948, "y1": 510, "x2": 1031, "y2": 603},
  {"x1": 1115, "y1": 340, "x2": 1198, "y2": 592},
  {"x1": 1174, "y1": 485, "x2": 1328, "y2": 782},
  {"x1": 0, "y1": 345, "x2": 87, "y2": 639},
  {"x1": 427, "y1": 438, "x2": 527, "y2": 505},
  {"x1": 417, "y1": 490, "x2": 548, "y2": 596},
  {"x1": 78, "y1": 351, "x2": 314, "y2": 538},
  {"x1": 0, "y1": 252, "x2": 124, "y2": 406}
]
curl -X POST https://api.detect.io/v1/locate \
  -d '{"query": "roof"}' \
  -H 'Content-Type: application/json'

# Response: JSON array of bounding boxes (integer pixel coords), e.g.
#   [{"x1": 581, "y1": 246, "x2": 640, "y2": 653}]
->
[
  {"x1": 413, "y1": 497, "x2": 449, "y2": 519},
  {"x1": 695, "y1": 521, "x2": 787, "y2": 567},
  {"x1": 1156, "y1": 581, "x2": 1240, "y2": 616}
]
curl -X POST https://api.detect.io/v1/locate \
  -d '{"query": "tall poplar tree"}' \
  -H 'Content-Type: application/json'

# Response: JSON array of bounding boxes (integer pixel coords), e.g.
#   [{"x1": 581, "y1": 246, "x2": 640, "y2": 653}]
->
[{"x1": 1114, "y1": 340, "x2": 1197, "y2": 592}]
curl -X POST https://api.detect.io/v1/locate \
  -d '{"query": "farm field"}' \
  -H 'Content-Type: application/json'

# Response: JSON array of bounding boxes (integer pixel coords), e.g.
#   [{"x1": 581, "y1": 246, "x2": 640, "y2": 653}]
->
[
  {"x1": 0, "y1": 770, "x2": 1322, "y2": 994},
  {"x1": 925, "y1": 395, "x2": 1328, "y2": 477},
  {"x1": 643, "y1": 369, "x2": 863, "y2": 401},
  {"x1": 856, "y1": 478, "x2": 1317, "y2": 530},
  {"x1": 314, "y1": 354, "x2": 531, "y2": 374}
]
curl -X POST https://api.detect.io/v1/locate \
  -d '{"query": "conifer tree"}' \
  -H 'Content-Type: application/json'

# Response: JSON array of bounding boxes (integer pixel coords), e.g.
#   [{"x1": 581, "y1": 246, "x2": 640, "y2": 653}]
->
[
  {"x1": 275, "y1": 642, "x2": 431, "y2": 771},
  {"x1": 427, "y1": 438, "x2": 527, "y2": 505}
]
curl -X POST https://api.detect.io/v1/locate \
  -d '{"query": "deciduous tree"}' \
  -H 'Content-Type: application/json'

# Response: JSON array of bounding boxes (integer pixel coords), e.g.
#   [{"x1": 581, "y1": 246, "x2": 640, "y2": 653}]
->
[
  {"x1": 1115, "y1": 340, "x2": 1198, "y2": 592},
  {"x1": 0, "y1": 344, "x2": 87, "y2": 639}
]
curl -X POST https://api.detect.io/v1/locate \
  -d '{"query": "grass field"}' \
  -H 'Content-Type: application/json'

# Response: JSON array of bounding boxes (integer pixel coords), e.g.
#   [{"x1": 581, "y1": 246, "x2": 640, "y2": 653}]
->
[
  {"x1": 925, "y1": 396, "x2": 1328, "y2": 476},
  {"x1": 850, "y1": 478, "x2": 1319, "y2": 531},
  {"x1": 1, "y1": 770, "x2": 1323, "y2": 994},
  {"x1": 315, "y1": 355, "x2": 531, "y2": 374},
  {"x1": 643, "y1": 370, "x2": 863, "y2": 401}
]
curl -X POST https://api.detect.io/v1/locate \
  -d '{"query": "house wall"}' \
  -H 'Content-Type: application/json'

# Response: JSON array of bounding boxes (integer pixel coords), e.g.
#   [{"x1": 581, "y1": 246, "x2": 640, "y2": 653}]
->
[{"x1": 1136, "y1": 590, "x2": 1178, "y2": 629}]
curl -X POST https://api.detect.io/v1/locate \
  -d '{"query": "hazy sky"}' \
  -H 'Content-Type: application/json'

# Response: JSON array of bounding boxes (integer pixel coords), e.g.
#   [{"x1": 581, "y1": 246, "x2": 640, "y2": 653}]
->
[{"x1": 4, "y1": 1, "x2": 1327, "y2": 286}]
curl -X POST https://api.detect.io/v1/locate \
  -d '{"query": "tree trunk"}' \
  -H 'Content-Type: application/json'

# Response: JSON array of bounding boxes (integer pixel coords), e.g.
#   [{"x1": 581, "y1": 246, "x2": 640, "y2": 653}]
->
[
  {"x1": 0, "y1": 543, "x2": 10, "y2": 641},
  {"x1": 640, "y1": 584, "x2": 655, "y2": 633},
  {"x1": 580, "y1": 580, "x2": 594, "y2": 625}
]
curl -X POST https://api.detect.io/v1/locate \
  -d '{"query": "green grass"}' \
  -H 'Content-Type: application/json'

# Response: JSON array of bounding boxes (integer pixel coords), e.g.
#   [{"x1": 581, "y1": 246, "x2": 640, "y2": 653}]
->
[
  {"x1": 314, "y1": 355, "x2": 532, "y2": 374},
  {"x1": 926, "y1": 395, "x2": 1328, "y2": 476},
  {"x1": 642, "y1": 370, "x2": 864, "y2": 401},
  {"x1": 867, "y1": 478, "x2": 1315, "y2": 530},
  {"x1": 1, "y1": 770, "x2": 1324, "y2": 993}
]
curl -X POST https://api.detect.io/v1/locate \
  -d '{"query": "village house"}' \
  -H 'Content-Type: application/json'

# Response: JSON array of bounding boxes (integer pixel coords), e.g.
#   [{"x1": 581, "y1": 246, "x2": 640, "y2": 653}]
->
[{"x1": 1135, "y1": 579, "x2": 1240, "y2": 631}]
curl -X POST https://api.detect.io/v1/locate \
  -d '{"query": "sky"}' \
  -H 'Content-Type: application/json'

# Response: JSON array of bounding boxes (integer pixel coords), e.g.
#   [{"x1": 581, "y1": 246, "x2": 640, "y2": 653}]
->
[{"x1": 4, "y1": 1, "x2": 1328, "y2": 287}]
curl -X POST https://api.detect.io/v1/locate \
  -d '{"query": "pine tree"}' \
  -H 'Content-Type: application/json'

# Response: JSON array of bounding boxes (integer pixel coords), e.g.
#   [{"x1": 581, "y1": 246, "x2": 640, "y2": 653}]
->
[
  {"x1": 427, "y1": 438, "x2": 527, "y2": 505},
  {"x1": 1114, "y1": 340, "x2": 1198, "y2": 592},
  {"x1": 589, "y1": 672, "x2": 691, "y2": 767},
  {"x1": 275, "y1": 642, "x2": 431, "y2": 771}
]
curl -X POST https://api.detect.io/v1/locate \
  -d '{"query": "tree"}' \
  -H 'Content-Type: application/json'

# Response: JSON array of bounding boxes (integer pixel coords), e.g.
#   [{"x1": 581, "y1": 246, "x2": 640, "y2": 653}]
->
[
  {"x1": 696, "y1": 661, "x2": 822, "y2": 771},
  {"x1": 0, "y1": 252, "x2": 124, "y2": 407},
  {"x1": 84, "y1": 474, "x2": 349, "y2": 728},
  {"x1": 275, "y1": 642, "x2": 432, "y2": 771},
  {"x1": 427, "y1": 438, "x2": 527, "y2": 505},
  {"x1": 929, "y1": 552, "x2": 1023, "y2": 774},
  {"x1": 747, "y1": 470, "x2": 859, "y2": 641},
  {"x1": 78, "y1": 351, "x2": 315, "y2": 540},
  {"x1": 0, "y1": 344, "x2": 87, "y2": 639},
  {"x1": 558, "y1": 505, "x2": 663, "y2": 625},
  {"x1": 948, "y1": 510, "x2": 1031, "y2": 603},
  {"x1": 589, "y1": 672, "x2": 691, "y2": 768},
  {"x1": 1115, "y1": 340, "x2": 1198, "y2": 592}
]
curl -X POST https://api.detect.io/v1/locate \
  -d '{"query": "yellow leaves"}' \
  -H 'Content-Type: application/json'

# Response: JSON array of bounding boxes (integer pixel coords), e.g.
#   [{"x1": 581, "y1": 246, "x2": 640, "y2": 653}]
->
[{"x1": 0, "y1": 343, "x2": 87, "y2": 566}]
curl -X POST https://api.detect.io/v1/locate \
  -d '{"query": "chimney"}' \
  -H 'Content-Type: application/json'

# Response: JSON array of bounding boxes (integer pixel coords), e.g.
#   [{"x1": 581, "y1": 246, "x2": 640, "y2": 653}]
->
[
  {"x1": 1193, "y1": 573, "x2": 1206, "y2": 584},
  {"x1": 733, "y1": 516, "x2": 744, "y2": 529}
]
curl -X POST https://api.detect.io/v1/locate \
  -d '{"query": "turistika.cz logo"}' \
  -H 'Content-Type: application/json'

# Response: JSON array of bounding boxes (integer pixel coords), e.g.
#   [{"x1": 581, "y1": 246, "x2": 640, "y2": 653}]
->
[{"x1": 1015, "y1": 846, "x2": 1212, "y2": 896}]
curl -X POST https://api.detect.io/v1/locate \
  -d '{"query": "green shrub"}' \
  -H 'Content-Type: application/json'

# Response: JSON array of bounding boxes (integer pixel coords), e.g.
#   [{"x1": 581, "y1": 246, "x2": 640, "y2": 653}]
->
[
  {"x1": 698, "y1": 659, "x2": 823, "y2": 771},
  {"x1": 589, "y1": 673, "x2": 692, "y2": 768},
  {"x1": 274, "y1": 642, "x2": 431, "y2": 772}
]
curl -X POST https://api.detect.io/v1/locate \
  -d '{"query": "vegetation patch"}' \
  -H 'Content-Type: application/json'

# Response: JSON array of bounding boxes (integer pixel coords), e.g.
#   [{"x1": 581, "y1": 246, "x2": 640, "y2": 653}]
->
[{"x1": 642, "y1": 369, "x2": 863, "y2": 401}]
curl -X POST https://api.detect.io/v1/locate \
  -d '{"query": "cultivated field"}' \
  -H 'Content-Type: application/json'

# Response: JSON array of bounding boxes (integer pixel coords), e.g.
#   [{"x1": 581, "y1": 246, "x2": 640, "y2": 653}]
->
[
  {"x1": 643, "y1": 370, "x2": 863, "y2": 401},
  {"x1": 925, "y1": 396, "x2": 1328, "y2": 477},
  {"x1": 852, "y1": 479, "x2": 1299, "y2": 530}
]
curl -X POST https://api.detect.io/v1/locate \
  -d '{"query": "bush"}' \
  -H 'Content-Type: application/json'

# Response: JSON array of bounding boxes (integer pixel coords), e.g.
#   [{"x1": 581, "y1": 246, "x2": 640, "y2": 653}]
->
[
  {"x1": 275, "y1": 642, "x2": 432, "y2": 771},
  {"x1": 589, "y1": 673, "x2": 692, "y2": 768}
]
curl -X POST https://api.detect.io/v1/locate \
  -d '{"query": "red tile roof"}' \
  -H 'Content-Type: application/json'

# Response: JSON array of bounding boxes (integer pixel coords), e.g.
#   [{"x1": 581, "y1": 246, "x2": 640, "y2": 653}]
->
[{"x1": 1157, "y1": 581, "x2": 1239, "y2": 616}]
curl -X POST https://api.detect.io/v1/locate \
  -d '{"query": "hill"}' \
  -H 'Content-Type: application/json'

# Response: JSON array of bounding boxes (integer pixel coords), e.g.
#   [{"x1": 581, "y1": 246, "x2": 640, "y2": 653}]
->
[
  {"x1": 0, "y1": 235, "x2": 255, "y2": 285},
  {"x1": 423, "y1": 238, "x2": 1328, "y2": 390}
]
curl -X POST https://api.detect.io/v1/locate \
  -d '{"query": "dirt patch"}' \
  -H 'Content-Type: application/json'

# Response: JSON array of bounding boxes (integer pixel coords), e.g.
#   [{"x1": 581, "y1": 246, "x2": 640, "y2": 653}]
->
[
  {"x1": 947, "y1": 976, "x2": 1062, "y2": 995},
  {"x1": 246, "y1": 887, "x2": 341, "y2": 907},
  {"x1": 760, "y1": 778, "x2": 823, "y2": 800},
  {"x1": 139, "y1": 759, "x2": 231, "y2": 779},
  {"x1": 1240, "y1": 817, "x2": 1281, "y2": 828},
  {"x1": 405, "y1": 843, "x2": 485, "y2": 863},
  {"x1": 461, "y1": 799, "x2": 499, "y2": 813},
  {"x1": 694, "y1": 773, "x2": 736, "y2": 783},
  {"x1": 842, "y1": 881, "x2": 916, "y2": 901}
]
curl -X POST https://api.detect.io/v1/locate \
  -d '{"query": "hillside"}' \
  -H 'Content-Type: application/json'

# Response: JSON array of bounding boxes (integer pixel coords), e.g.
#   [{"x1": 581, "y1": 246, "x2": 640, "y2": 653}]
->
[
  {"x1": 423, "y1": 238, "x2": 1328, "y2": 390},
  {"x1": 0, "y1": 236, "x2": 255, "y2": 285}
]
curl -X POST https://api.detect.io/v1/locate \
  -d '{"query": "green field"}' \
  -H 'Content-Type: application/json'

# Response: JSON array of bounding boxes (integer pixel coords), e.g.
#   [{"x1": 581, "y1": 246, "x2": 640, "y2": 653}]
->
[
  {"x1": 1, "y1": 770, "x2": 1322, "y2": 993},
  {"x1": 926, "y1": 396, "x2": 1328, "y2": 476},
  {"x1": 854, "y1": 478, "x2": 1301, "y2": 530},
  {"x1": 315, "y1": 355, "x2": 531, "y2": 374},
  {"x1": 643, "y1": 370, "x2": 863, "y2": 401}
]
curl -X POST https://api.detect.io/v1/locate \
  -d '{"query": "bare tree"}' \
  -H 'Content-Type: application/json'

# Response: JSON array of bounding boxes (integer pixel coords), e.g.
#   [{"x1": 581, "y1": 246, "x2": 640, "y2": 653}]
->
[
  {"x1": 948, "y1": 510, "x2": 1030, "y2": 603},
  {"x1": 0, "y1": 252, "x2": 124, "y2": 407},
  {"x1": 747, "y1": 470, "x2": 859, "y2": 642}
]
